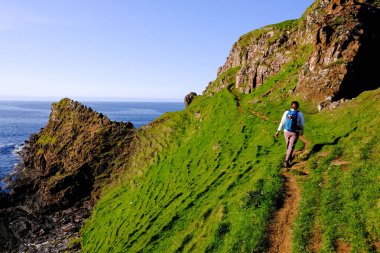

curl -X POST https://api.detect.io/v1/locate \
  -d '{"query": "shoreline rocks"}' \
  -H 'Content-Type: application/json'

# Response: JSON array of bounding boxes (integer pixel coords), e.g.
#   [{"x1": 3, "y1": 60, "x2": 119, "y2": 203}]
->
[{"x1": 0, "y1": 98, "x2": 135, "y2": 252}]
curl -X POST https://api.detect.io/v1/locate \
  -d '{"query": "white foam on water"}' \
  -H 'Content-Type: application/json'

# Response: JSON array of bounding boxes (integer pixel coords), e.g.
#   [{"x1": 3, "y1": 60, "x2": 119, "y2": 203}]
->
[
  {"x1": 0, "y1": 143, "x2": 15, "y2": 148},
  {"x1": 12, "y1": 144, "x2": 24, "y2": 156}
]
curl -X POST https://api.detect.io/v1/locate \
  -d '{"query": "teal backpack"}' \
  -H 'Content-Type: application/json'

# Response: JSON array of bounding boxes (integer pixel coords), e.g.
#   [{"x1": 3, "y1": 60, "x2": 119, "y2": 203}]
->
[{"x1": 284, "y1": 110, "x2": 300, "y2": 132}]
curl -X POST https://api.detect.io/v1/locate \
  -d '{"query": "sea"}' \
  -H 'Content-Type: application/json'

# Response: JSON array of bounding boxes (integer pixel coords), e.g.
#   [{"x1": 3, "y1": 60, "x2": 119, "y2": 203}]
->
[{"x1": 0, "y1": 101, "x2": 184, "y2": 190}]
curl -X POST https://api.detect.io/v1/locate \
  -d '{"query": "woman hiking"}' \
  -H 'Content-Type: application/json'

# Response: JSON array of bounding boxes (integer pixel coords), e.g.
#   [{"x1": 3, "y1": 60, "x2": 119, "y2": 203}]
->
[{"x1": 275, "y1": 101, "x2": 304, "y2": 168}]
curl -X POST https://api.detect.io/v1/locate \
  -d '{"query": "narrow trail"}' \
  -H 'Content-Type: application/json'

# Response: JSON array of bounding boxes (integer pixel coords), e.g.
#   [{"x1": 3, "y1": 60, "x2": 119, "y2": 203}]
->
[
  {"x1": 267, "y1": 135, "x2": 310, "y2": 253},
  {"x1": 227, "y1": 86, "x2": 271, "y2": 121},
  {"x1": 226, "y1": 85, "x2": 310, "y2": 252},
  {"x1": 248, "y1": 109, "x2": 269, "y2": 121}
]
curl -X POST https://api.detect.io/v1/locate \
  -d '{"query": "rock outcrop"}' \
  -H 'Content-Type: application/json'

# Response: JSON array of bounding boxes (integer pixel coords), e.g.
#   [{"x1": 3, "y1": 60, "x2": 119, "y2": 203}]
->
[
  {"x1": 204, "y1": 19, "x2": 302, "y2": 95},
  {"x1": 297, "y1": 0, "x2": 380, "y2": 101},
  {"x1": 217, "y1": 20, "x2": 300, "y2": 94},
  {"x1": 205, "y1": 0, "x2": 380, "y2": 103},
  {"x1": 2, "y1": 0, "x2": 380, "y2": 251},
  {"x1": 184, "y1": 92, "x2": 198, "y2": 108},
  {"x1": 0, "y1": 98, "x2": 135, "y2": 252}
]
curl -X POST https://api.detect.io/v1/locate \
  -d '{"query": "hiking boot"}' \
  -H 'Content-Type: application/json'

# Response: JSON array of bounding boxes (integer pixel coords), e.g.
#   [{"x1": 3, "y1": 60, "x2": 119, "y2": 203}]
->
[{"x1": 284, "y1": 160, "x2": 292, "y2": 168}]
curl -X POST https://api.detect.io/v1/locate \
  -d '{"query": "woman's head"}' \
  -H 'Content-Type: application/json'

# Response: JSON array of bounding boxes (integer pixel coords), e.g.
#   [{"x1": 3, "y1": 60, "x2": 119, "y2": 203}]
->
[{"x1": 291, "y1": 101, "x2": 299, "y2": 110}]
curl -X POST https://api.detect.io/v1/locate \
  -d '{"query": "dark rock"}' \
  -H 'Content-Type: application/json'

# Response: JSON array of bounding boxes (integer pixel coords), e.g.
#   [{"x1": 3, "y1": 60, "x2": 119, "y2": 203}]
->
[
  {"x1": 0, "y1": 191, "x2": 13, "y2": 208},
  {"x1": 0, "y1": 200, "x2": 92, "y2": 252},
  {"x1": 297, "y1": 0, "x2": 380, "y2": 100},
  {"x1": 10, "y1": 219, "x2": 31, "y2": 239},
  {"x1": 184, "y1": 92, "x2": 198, "y2": 108},
  {"x1": 1, "y1": 98, "x2": 136, "y2": 252},
  {"x1": 9, "y1": 98, "x2": 135, "y2": 213}
]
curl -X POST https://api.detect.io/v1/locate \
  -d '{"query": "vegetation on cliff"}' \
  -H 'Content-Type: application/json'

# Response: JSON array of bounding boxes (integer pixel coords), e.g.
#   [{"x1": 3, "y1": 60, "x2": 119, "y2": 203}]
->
[
  {"x1": 1, "y1": 99, "x2": 135, "y2": 252},
  {"x1": 82, "y1": 88, "x2": 286, "y2": 252},
  {"x1": 80, "y1": 1, "x2": 380, "y2": 250},
  {"x1": 212, "y1": 0, "x2": 380, "y2": 103},
  {"x1": 10, "y1": 99, "x2": 135, "y2": 212},
  {"x1": 3, "y1": 0, "x2": 379, "y2": 252},
  {"x1": 81, "y1": 54, "x2": 380, "y2": 253},
  {"x1": 293, "y1": 90, "x2": 380, "y2": 252}
]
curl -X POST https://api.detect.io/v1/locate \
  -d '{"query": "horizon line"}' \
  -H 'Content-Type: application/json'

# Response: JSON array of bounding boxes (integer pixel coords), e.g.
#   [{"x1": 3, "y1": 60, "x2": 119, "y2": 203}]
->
[{"x1": 0, "y1": 95, "x2": 184, "y2": 103}]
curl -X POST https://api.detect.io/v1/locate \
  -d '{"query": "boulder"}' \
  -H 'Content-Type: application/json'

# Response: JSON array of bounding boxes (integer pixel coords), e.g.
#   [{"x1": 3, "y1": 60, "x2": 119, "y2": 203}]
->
[{"x1": 184, "y1": 92, "x2": 198, "y2": 108}]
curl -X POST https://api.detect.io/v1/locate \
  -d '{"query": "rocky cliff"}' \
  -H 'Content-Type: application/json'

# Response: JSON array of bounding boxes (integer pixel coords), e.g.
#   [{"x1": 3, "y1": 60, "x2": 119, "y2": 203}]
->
[
  {"x1": 205, "y1": 0, "x2": 380, "y2": 103},
  {"x1": 298, "y1": 0, "x2": 380, "y2": 101},
  {"x1": 10, "y1": 98, "x2": 134, "y2": 211},
  {"x1": 0, "y1": 99, "x2": 135, "y2": 252},
  {"x1": 1, "y1": 0, "x2": 380, "y2": 252}
]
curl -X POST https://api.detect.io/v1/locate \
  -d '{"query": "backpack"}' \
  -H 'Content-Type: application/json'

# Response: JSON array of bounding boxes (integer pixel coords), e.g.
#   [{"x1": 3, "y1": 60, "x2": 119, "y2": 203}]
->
[{"x1": 284, "y1": 110, "x2": 300, "y2": 132}]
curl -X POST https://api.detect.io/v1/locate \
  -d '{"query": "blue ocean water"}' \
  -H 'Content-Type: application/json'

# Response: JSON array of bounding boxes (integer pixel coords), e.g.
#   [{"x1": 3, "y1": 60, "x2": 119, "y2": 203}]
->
[{"x1": 0, "y1": 101, "x2": 183, "y2": 189}]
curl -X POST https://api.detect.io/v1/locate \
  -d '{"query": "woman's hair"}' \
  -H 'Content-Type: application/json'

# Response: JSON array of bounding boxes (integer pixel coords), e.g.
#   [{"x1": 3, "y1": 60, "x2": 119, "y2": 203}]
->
[{"x1": 291, "y1": 101, "x2": 299, "y2": 107}]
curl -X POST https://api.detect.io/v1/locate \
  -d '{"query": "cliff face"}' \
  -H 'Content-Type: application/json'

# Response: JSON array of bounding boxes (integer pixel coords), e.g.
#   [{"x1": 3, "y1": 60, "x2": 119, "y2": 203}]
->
[
  {"x1": 205, "y1": 0, "x2": 380, "y2": 103},
  {"x1": 10, "y1": 98, "x2": 134, "y2": 212},
  {"x1": 298, "y1": 0, "x2": 380, "y2": 100},
  {"x1": 2, "y1": 1, "x2": 380, "y2": 252},
  {"x1": 0, "y1": 99, "x2": 134, "y2": 252},
  {"x1": 206, "y1": 19, "x2": 303, "y2": 95}
]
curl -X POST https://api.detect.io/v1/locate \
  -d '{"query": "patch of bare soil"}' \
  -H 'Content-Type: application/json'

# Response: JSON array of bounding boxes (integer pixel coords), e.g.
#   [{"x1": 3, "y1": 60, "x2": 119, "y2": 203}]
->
[
  {"x1": 331, "y1": 160, "x2": 350, "y2": 166},
  {"x1": 336, "y1": 239, "x2": 351, "y2": 253},
  {"x1": 267, "y1": 171, "x2": 301, "y2": 253},
  {"x1": 249, "y1": 109, "x2": 270, "y2": 121},
  {"x1": 373, "y1": 241, "x2": 380, "y2": 251},
  {"x1": 267, "y1": 135, "x2": 310, "y2": 253},
  {"x1": 311, "y1": 224, "x2": 322, "y2": 253}
]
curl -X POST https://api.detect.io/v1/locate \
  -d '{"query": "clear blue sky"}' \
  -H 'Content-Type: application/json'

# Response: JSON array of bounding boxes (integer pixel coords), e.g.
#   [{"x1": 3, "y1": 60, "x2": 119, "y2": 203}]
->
[{"x1": 0, "y1": 1, "x2": 313, "y2": 101}]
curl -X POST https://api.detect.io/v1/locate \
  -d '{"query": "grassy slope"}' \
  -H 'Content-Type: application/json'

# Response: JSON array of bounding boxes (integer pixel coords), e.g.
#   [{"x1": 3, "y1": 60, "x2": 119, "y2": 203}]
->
[
  {"x1": 80, "y1": 24, "x2": 379, "y2": 253},
  {"x1": 82, "y1": 87, "x2": 285, "y2": 252},
  {"x1": 236, "y1": 19, "x2": 299, "y2": 48},
  {"x1": 293, "y1": 90, "x2": 380, "y2": 252}
]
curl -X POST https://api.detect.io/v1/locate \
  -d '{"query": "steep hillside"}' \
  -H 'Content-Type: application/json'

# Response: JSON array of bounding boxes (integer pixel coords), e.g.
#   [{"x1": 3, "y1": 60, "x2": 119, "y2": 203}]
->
[
  {"x1": 293, "y1": 89, "x2": 380, "y2": 252},
  {"x1": 207, "y1": 0, "x2": 380, "y2": 104},
  {"x1": 81, "y1": 65, "x2": 380, "y2": 252},
  {"x1": 82, "y1": 89, "x2": 286, "y2": 252},
  {"x1": 0, "y1": 99, "x2": 135, "y2": 252},
  {"x1": 1, "y1": 0, "x2": 379, "y2": 252},
  {"x1": 10, "y1": 99, "x2": 135, "y2": 211},
  {"x1": 80, "y1": 0, "x2": 380, "y2": 252}
]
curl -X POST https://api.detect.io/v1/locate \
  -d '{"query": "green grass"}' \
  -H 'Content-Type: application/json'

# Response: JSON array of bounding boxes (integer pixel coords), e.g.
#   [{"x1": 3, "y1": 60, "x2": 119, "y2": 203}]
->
[
  {"x1": 79, "y1": 15, "x2": 379, "y2": 252},
  {"x1": 205, "y1": 66, "x2": 241, "y2": 96},
  {"x1": 36, "y1": 134, "x2": 57, "y2": 145},
  {"x1": 236, "y1": 19, "x2": 299, "y2": 48},
  {"x1": 81, "y1": 76, "x2": 380, "y2": 253},
  {"x1": 81, "y1": 34, "x2": 309, "y2": 252},
  {"x1": 292, "y1": 90, "x2": 380, "y2": 252},
  {"x1": 81, "y1": 88, "x2": 286, "y2": 252}
]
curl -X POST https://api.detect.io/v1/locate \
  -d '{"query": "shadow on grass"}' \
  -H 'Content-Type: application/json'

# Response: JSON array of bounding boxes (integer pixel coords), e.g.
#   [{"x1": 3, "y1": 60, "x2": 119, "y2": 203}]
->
[{"x1": 310, "y1": 127, "x2": 358, "y2": 154}]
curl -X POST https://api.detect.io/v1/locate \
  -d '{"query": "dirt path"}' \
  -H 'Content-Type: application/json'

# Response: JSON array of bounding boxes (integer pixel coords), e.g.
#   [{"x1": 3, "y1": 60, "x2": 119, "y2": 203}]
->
[
  {"x1": 267, "y1": 135, "x2": 310, "y2": 253},
  {"x1": 248, "y1": 109, "x2": 269, "y2": 121},
  {"x1": 226, "y1": 85, "x2": 308, "y2": 252}
]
